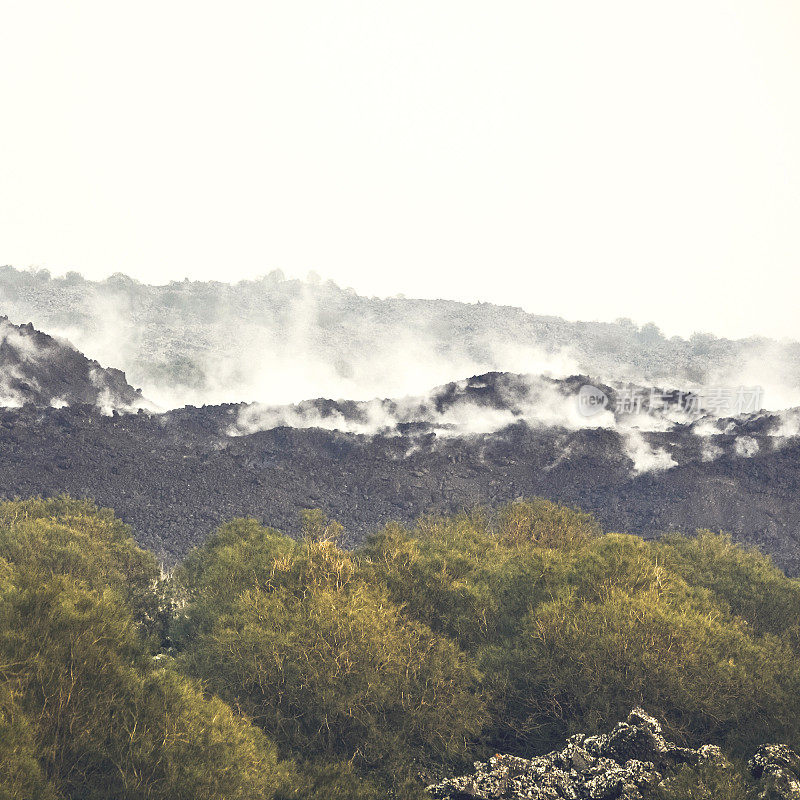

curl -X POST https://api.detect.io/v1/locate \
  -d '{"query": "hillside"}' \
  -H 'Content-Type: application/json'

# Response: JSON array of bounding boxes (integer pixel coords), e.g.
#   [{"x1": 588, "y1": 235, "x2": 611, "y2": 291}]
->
[
  {"x1": 1, "y1": 265, "x2": 798, "y2": 409},
  {"x1": 1, "y1": 270, "x2": 799, "y2": 573},
  {"x1": 1, "y1": 371, "x2": 799, "y2": 572}
]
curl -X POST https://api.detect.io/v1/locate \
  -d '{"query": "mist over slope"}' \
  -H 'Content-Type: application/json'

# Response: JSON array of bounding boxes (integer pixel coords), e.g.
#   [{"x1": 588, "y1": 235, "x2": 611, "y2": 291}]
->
[
  {"x1": 1, "y1": 371, "x2": 799, "y2": 573},
  {"x1": 2, "y1": 265, "x2": 799, "y2": 409},
  {"x1": 0, "y1": 315, "x2": 144, "y2": 410}
]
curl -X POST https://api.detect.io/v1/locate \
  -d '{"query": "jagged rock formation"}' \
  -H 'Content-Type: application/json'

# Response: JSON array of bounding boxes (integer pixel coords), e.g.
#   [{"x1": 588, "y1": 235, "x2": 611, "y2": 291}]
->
[
  {"x1": 0, "y1": 316, "x2": 145, "y2": 410},
  {"x1": 428, "y1": 709, "x2": 800, "y2": 799}
]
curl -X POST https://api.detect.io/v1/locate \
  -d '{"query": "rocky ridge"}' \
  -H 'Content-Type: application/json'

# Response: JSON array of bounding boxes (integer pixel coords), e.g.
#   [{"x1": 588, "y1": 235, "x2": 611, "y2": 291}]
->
[{"x1": 428, "y1": 709, "x2": 800, "y2": 799}]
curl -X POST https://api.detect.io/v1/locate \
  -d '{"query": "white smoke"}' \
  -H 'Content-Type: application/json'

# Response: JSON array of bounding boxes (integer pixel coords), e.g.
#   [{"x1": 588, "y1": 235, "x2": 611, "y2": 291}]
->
[
  {"x1": 0, "y1": 269, "x2": 604, "y2": 411},
  {"x1": 0, "y1": 366, "x2": 27, "y2": 407},
  {"x1": 734, "y1": 436, "x2": 760, "y2": 457},
  {"x1": 0, "y1": 321, "x2": 41, "y2": 362},
  {"x1": 231, "y1": 374, "x2": 617, "y2": 440},
  {"x1": 708, "y1": 341, "x2": 800, "y2": 412},
  {"x1": 621, "y1": 430, "x2": 677, "y2": 473},
  {"x1": 231, "y1": 373, "x2": 688, "y2": 475},
  {"x1": 0, "y1": 318, "x2": 45, "y2": 406},
  {"x1": 2, "y1": 268, "x2": 800, "y2": 481},
  {"x1": 5, "y1": 267, "x2": 800, "y2": 423},
  {"x1": 56, "y1": 291, "x2": 583, "y2": 411},
  {"x1": 701, "y1": 441, "x2": 724, "y2": 462},
  {"x1": 691, "y1": 418, "x2": 723, "y2": 437},
  {"x1": 234, "y1": 366, "x2": 800, "y2": 474},
  {"x1": 234, "y1": 398, "x2": 403, "y2": 437},
  {"x1": 769, "y1": 409, "x2": 800, "y2": 438}
]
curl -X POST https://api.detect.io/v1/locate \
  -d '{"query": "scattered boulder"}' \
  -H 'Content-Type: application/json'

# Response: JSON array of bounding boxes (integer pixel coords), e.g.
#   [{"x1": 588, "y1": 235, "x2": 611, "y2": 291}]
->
[{"x1": 602, "y1": 711, "x2": 669, "y2": 765}]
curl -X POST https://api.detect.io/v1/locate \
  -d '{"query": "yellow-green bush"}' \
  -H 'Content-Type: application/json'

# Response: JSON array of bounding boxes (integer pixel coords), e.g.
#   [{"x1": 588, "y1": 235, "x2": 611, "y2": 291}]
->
[
  {"x1": 655, "y1": 757, "x2": 751, "y2": 800},
  {"x1": 0, "y1": 500, "x2": 294, "y2": 800},
  {"x1": 364, "y1": 502, "x2": 800, "y2": 757},
  {"x1": 174, "y1": 526, "x2": 487, "y2": 795}
]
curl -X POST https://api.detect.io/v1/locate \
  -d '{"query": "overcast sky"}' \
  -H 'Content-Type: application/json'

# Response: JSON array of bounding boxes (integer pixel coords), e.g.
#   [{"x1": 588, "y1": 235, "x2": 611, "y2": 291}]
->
[{"x1": 1, "y1": 1, "x2": 798, "y2": 340}]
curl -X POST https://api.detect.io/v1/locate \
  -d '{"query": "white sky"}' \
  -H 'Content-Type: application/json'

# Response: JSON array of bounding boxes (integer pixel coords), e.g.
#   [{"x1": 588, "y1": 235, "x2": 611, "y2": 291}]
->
[{"x1": 1, "y1": 1, "x2": 799, "y2": 340}]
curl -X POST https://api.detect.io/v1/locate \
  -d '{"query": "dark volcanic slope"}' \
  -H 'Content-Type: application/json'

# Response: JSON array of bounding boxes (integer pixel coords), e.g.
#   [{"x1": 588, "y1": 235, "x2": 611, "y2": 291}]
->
[
  {"x1": 1, "y1": 387, "x2": 798, "y2": 573},
  {"x1": 0, "y1": 316, "x2": 144, "y2": 409}
]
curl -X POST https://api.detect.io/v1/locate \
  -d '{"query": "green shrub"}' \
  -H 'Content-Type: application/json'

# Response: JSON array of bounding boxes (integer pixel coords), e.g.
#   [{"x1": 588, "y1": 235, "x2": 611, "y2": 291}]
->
[
  {"x1": 362, "y1": 504, "x2": 573, "y2": 651},
  {"x1": 494, "y1": 498, "x2": 601, "y2": 549},
  {"x1": 363, "y1": 502, "x2": 800, "y2": 757},
  {"x1": 2, "y1": 495, "x2": 800, "y2": 797},
  {"x1": 0, "y1": 496, "x2": 162, "y2": 636},
  {"x1": 0, "y1": 682, "x2": 57, "y2": 800},
  {"x1": 653, "y1": 757, "x2": 752, "y2": 800},
  {"x1": 174, "y1": 522, "x2": 487, "y2": 795},
  {"x1": 0, "y1": 501, "x2": 293, "y2": 800},
  {"x1": 656, "y1": 529, "x2": 800, "y2": 638}
]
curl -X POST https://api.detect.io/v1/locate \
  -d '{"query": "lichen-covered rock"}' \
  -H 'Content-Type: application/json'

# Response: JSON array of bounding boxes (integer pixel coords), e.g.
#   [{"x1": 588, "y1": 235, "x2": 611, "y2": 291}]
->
[
  {"x1": 601, "y1": 715, "x2": 668, "y2": 765},
  {"x1": 750, "y1": 745, "x2": 800, "y2": 800},
  {"x1": 427, "y1": 709, "x2": 672, "y2": 799},
  {"x1": 696, "y1": 744, "x2": 725, "y2": 765},
  {"x1": 428, "y1": 709, "x2": 800, "y2": 800}
]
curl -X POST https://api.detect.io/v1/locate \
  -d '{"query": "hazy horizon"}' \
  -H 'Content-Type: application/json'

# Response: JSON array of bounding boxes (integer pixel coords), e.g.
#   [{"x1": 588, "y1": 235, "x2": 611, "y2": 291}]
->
[
  {"x1": 3, "y1": 262, "x2": 800, "y2": 415},
  {"x1": 2, "y1": 2, "x2": 799, "y2": 342},
  {"x1": 2, "y1": 261, "x2": 799, "y2": 346}
]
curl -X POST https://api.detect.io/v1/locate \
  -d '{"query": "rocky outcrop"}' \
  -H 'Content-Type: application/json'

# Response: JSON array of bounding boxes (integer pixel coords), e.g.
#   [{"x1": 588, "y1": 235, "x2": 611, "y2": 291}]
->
[
  {"x1": 0, "y1": 314, "x2": 799, "y2": 571},
  {"x1": 427, "y1": 709, "x2": 800, "y2": 800},
  {"x1": 750, "y1": 745, "x2": 800, "y2": 800},
  {"x1": 0, "y1": 316, "x2": 145, "y2": 410},
  {"x1": 1, "y1": 389, "x2": 800, "y2": 569}
]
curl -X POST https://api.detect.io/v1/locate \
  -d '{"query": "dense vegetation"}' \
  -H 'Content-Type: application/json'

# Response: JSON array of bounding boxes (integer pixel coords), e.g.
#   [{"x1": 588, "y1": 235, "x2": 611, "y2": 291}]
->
[{"x1": 1, "y1": 496, "x2": 799, "y2": 798}]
